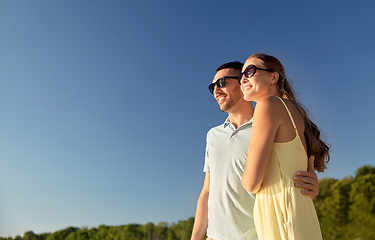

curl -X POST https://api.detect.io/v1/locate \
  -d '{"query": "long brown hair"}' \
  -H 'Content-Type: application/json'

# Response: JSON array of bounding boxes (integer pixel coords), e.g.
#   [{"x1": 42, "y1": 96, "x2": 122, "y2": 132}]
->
[{"x1": 248, "y1": 53, "x2": 330, "y2": 172}]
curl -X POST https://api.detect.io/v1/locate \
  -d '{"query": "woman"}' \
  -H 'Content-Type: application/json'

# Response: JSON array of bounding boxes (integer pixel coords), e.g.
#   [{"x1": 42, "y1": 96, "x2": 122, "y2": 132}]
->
[{"x1": 240, "y1": 53, "x2": 329, "y2": 240}]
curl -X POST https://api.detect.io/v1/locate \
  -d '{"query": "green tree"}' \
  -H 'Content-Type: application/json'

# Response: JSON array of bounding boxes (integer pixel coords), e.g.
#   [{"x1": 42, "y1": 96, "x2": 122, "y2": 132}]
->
[
  {"x1": 38, "y1": 233, "x2": 50, "y2": 240},
  {"x1": 140, "y1": 222, "x2": 154, "y2": 240},
  {"x1": 314, "y1": 178, "x2": 338, "y2": 221},
  {"x1": 355, "y1": 165, "x2": 375, "y2": 178},
  {"x1": 317, "y1": 177, "x2": 353, "y2": 240},
  {"x1": 118, "y1": 224, "x2": 143, "y2": 240},
  {"x1": 347, "y1": 166, "x2": 375, "y2": 240},
  {"x1": 168, "y1": 218, "x2": 194, "y2": 240},
  {"x1": 20, "y1": 231, "x2": 50, "y2": 240},
  {"x1": 104, "y1": 226, "x2": 120, "y2": 240},
  {"x1": 45, "y1": 227, "x2": 78, "y2": 240},
  {"x1": 91, "y1": 224, "x2": 108, "y2": 240},
  {"x1": 65, "y1": 229, "x2": 89, "y2": 240},
  {"x1": 23, "y1": 231, "x2": 38, "y2": 240},
  {"x1": 154, "y1": 222, "x2": 168, "y2": 240}
]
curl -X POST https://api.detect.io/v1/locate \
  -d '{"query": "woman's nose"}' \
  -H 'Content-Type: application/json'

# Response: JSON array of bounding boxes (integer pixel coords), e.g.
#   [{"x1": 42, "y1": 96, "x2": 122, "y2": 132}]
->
[{"x1": 240, "y1": 77, "x2": 248, "y2": 85}]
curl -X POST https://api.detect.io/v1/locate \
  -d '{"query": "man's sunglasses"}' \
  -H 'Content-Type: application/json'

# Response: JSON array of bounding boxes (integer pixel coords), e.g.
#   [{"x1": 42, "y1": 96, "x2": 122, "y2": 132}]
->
[
  {"x1": 238, "y1": 65, "x2": 274, "y2": 84},
  {"x1": 208, "y1": 76, "x2": 239, "y2": 94}
]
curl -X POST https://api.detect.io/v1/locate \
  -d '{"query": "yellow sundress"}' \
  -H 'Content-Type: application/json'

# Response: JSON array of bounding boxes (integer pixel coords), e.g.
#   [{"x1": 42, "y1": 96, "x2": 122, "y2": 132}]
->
[{"x1": 253, "y1": 96, "x2": 323, "y2": 240}]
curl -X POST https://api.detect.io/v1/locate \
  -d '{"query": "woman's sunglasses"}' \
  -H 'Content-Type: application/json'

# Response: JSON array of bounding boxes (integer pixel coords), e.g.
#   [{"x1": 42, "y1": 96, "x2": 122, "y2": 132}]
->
[
  {"x1": 208, "y1": 76, "x2": 239, "y2": 94},
  {"x1": 238, "y1": 65, "x2": 274, "y2": 84}
]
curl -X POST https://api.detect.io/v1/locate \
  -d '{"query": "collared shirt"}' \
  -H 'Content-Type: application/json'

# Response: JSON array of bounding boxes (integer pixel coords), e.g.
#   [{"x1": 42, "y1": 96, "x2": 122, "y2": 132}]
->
[{"x1": 204, "y1": 118, "x2": 258, "y2": 240}]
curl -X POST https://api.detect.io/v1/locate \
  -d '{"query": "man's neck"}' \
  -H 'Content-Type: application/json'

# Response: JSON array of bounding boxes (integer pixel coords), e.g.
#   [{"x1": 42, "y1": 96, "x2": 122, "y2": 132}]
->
[{"x1": 227, "y1": 103, "x2": 254, "y2": 129}]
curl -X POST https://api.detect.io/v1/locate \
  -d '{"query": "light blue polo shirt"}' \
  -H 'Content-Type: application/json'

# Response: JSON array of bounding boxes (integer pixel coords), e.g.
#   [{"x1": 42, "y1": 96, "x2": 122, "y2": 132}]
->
[{"x1": 204, "y1": 118, "x2": 258, "y2": 240}]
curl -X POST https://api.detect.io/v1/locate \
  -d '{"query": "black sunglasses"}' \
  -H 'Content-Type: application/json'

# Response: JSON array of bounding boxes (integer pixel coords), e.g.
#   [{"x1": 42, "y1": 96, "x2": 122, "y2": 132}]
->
[
  {"x1": 208, "y1": 76, "x2": 239, "y2": 94},
  {"x1": 238, "y1": 65, "x2": 274, "y2": 84}
]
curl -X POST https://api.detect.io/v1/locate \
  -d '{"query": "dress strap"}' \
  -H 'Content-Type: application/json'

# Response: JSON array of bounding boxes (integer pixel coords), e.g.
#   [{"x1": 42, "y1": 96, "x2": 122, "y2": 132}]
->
[{"x1": 274, "y1": 96, "x2": 298, "y2": 132}]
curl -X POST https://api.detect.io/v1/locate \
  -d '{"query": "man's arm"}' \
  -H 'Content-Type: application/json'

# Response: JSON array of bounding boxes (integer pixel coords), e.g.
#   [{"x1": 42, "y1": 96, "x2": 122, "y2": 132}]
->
[
  {"x1": 293, "y1": 156, "x2": 319, "y2": 199},
  {"x1": 190, "y1": 173, "x2": 210, "y2": 240}
]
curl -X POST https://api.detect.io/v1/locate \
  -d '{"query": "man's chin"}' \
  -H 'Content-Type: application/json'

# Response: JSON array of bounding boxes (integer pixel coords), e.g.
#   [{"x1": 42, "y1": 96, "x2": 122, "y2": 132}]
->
[{"x1": 219, "y1": 104, "x2": 231, "y2": 112}]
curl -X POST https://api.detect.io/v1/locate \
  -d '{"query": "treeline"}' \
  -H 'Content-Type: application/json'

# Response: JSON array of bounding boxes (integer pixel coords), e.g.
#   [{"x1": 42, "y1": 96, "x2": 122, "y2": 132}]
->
[
  {"x1": 1, "y1": 219, "x2": 195, "y2": 240},
  {"x1": 2, "y1": 165, "x2": 375, "y2": 240},
  {"x1": 313, "y1": 165, "x2": 375, "y2": 240}
]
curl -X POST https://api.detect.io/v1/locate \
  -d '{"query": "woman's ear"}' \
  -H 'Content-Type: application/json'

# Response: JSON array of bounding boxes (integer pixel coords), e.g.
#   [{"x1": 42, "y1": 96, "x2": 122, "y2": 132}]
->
[{"x1": 271, "y1": 72, "x2": 279, "y2": 85}]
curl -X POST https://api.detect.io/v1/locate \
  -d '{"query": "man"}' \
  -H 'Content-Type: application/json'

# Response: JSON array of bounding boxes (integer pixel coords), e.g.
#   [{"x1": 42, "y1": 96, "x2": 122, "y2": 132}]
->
[{"x1": 190, "y1": 61, "x2": 319, "y2": 240}]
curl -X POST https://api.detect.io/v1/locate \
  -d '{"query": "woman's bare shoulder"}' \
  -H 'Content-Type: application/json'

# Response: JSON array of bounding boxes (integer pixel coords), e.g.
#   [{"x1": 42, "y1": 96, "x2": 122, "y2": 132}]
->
[{"x1": 256, "y1": 96, "x2": 285, "y2": 113}]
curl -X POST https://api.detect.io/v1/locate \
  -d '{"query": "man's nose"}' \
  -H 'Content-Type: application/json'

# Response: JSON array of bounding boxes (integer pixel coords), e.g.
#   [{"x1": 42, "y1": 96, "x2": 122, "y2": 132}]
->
[{"x1": 214, "y1": 84, "x2": 224, "y2": 94}]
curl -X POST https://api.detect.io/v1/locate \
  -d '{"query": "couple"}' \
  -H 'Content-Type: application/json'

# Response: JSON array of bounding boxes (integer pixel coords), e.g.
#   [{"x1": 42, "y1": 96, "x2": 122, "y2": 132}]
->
[{"x1": 191, "y1": 54, "x2": 330, "y2": 240}]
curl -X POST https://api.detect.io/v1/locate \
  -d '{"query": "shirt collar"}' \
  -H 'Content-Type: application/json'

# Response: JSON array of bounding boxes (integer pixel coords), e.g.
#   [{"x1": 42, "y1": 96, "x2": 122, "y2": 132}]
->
[{"x1": 223, "y1": 117, "x2": 253, "y2": 129}]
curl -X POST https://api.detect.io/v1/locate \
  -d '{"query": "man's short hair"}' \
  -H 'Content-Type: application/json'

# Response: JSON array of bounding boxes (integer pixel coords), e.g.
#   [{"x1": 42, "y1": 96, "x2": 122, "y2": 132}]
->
[{"x1": 216, "y1": 61, "x2": 244, "y2": 72}]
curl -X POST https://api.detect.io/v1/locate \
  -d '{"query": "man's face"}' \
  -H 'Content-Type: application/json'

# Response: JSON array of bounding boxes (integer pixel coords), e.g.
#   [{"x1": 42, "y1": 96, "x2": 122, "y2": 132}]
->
[{"x1": 212, "y1": 68, "x2": 243, "y2": 112}]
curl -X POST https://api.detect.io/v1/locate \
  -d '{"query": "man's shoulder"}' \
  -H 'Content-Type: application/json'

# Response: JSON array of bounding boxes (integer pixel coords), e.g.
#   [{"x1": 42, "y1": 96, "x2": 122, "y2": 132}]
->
[
  {"x1": 207, "y1": 122, "x2": 226, "y2": 134},
  {"x1": 205, "y1": 123, "x2": 227, "y2": 142},
  {"x1": 210, "y1": 122, "x2": 226, "y2": 129}
]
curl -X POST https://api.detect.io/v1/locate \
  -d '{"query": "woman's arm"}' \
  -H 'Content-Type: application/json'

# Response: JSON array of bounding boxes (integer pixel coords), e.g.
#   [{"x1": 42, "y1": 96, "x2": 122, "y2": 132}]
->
[{"x1": 242, "y1": 96, "x2": 282, "y2": 194}]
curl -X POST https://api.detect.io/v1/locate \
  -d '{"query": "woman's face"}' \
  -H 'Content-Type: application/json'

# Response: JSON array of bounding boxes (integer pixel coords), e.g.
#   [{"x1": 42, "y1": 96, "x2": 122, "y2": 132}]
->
[{"x1": 240, "y1": 58, "x2": 275, "y2": 102}]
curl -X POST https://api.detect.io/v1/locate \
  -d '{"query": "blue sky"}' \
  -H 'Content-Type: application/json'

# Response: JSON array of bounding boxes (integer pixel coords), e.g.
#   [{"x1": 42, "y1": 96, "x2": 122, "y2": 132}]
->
[{"x1": 1, "y1": 0, "x2": 375, "y2": 237}]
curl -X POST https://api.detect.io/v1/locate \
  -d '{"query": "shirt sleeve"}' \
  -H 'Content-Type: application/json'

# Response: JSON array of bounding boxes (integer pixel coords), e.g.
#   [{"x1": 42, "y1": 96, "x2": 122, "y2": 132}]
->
[{"x1": 203, "y1": 134, "x2": 210, "y2": 173}]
